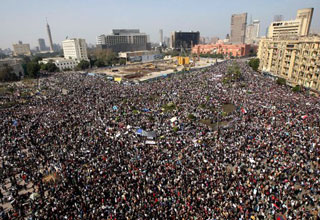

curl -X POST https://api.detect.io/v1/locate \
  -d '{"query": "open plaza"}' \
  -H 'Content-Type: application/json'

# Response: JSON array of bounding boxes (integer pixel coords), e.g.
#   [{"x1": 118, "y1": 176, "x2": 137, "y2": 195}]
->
[{"x1": 0, "y1": 60, "x2": 319, "y2": 219}]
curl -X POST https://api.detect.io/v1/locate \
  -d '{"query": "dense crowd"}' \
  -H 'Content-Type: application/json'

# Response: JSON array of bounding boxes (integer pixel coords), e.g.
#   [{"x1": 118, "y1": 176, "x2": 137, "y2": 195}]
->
[{"x1": 0, "y1": 60, "x2": 319, "y2": 219}]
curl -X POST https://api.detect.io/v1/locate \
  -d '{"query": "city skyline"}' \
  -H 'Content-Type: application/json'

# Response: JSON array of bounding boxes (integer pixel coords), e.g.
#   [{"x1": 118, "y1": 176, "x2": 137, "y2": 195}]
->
[{"x1": 1, "y1": 0, "x2": 320, "y2": 49}]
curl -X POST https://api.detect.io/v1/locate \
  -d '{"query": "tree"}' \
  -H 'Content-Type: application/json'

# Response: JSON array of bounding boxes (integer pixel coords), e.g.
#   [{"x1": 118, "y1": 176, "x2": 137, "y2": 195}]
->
[
  {"x1": 46, "y1": 62, "x2": 59, "y2": 72},
  {"x1": 276, "y1": 77, "x2": 286, "y2": 86},
  {"x1": 26, "y1": 62, "x2": 40, "y2": 77},
  {"x1": 0, "y1": 64, "x2": 19, "y2": 82},
  {"x1": 32, "y1": 56, "x2": 42, "y2": 63},
  {"x1": 94, "y1": 59, "x2": 105, "y2": 67},
  {"x1": 248, "y1": 58, "x2": 260, "y2": 71},
  {"x1": 77, "y1": 60, "x2": 90, "y2": 70},
  {"x1": 90, "y1": 48, "x2": 118, "y2": 66},
  {"x1": 292, "y1": 85, "x2": 301, "y2": 92},
  {"x1": 119, "y1": 58, "x2": 127, "y2": 65}
]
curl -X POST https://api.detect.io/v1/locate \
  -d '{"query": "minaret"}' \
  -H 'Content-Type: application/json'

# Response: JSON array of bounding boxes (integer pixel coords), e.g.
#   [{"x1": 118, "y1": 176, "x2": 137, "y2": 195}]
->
[{"x1": 46, "y1": 18, "x2": 54, "y2": 52}]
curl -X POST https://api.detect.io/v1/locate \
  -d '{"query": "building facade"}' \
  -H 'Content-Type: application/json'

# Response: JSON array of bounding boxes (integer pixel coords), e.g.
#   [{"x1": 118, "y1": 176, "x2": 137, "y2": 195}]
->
[
  {"x1": 230, "y1": 13, "x2": 247, "y2": 44},
  {"x1": 258, "y1": 36, "x2": 320, "y2": 91},
  {"x1": 296, "y1": 8, "x2": 314, "y2": 36},
  {"x1": 12, "y1": 41, "x2": 31, "y2": 56},
  {"x1": 40, "y1": 58, "x2": 78, "y2": 71},
  {"x1": 192, "y1": 43, "x2": 255, "y2": 57},
  {"x1": 96, "y1": 29, "x2": 149, "y2": 53},
  {"x1": 246, "y1": 20, "x2": 260, "y2": 44},
  {"x1": 171, "y1": 31, "x2": 200, "y2": 49},
  {"x1": 268, "y1": 8, "x2": 313, "y2": 39},
  {"x1": 159, "y1": 29, "x2": 163, "y2": 46},
  {"x1": 38, "y1": 38, "x2": 47, "y2": 51},
  {"x1": 62, "y1": 38, "x2": 88, "y2": 61},
  {"x1": 96, "y1": 34, "x2": 107, "y2": 45},
  {"x1": 0, "y1": 58, "x2": 24, "y2": 77},
  {"x1": 118, "y1": 50, "x2": 162, "y2": 63}
]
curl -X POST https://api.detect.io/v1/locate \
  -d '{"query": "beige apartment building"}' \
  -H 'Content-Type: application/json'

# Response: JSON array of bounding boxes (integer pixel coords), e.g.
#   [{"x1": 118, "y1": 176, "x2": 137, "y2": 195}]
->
[
  {"x1": 12, "y1": 41, "x2": 31, "y2": 56},
  {"x1": 258, "y1": 36, "x2": 320, "y2": 91}
]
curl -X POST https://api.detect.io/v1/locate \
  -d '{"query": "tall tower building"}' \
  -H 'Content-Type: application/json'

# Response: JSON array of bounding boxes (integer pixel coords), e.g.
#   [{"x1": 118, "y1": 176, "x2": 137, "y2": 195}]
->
[
  {"x1": 159, "y1": 29, "x2": 163, "y2": 45},
  {"x1": 46, "y1": 19, "x2": 54, "y2": 52},
  {"x1": 246, "y1": 20, "x2": 260, "y2": 44},
  {"x1": 273, "y1": 15, "x2": 284, "y2": 22},
  {"x1": 38, "y1": 38, "x2": 47, "y2": 51},
  {"x1": 230, "y1": 13, "x2": 247, "y2": 44},
  {"x1": 296, "y1": 8, "x2": 314, "y2": 36}
]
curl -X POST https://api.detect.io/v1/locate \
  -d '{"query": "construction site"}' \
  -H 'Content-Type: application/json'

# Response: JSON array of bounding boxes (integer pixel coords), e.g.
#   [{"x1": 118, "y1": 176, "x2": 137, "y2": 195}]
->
[{"x1": 92, "y1": 55, "x2": 220, "y2": 82}]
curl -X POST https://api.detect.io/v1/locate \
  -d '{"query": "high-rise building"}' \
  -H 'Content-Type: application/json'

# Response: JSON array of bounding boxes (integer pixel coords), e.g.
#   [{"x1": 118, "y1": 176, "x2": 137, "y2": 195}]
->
[
  {"x1": 164, "y1": 37, "x2": 170, "y2": 47},
  {"x1": 230, "y1": 13, "x2": 247, "y2": 44},
  {"x1": 53, "y1": 43, "x2": 61, "y2": 52},
  {"x1": 96, "y1": 29, "x2": 149, "y2": 53},
  {"x1": 258, "y1": 36, "x2": 320, "y2": 91},
  {"x1": 46, "y1": 19, "x2": 54, "y2": 52},
  {"x1": 96, "y1": 34, "x2": 106, "y2": 45},
  {"x1": 12, "y1": 41, "x2": 31, "y2": 56},
  {"x1": 38, "y1": 38, "x2": 47, "y2": 51},
  {"x1": 267, "y1": 8, "x2": 313, "y2": 39},
  {"x1": 246, "y1": 20, "x2": 260, "y2": 44},
  {"x1": 273, "y1": 15, "x2": 284, "y2": 22},
  {"x1": 159, "y1": 29, "x2": 164, "y2": 46},
  {"x1": 211, "y1": 37, "x2": 219, "y2": 44},
  {"x1": 170, "y1": 31, "x2": 200, "y2": 49},
  {"x1": 62, "y1": 38, "x2": 88, "y2": 61},
  {"x1": 296, "y1": 8, "x2": 314, "y2": 36}
]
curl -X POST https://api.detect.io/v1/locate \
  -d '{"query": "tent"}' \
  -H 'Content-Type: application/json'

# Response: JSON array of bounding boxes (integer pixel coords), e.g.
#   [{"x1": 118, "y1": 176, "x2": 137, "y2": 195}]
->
[
  {"x1": 12, "y1": 120, "x2": 18, "y2": 126},
  {"x1": 30, "y1": 193, "x2": 40, "y2": 200},
  {"x1": 136, "y1": 128, "x2": 143, "y2": 135},
  {"x1": 170, "y1": 117, "x2": 177, "y2": 123},
  {"x1": 142, "y1": 108, "x2": 150, "y2": 112},
  {"x1": 145, "y1": 140, "x2": 156, "y2": 145},
  {"x1": 136, "y1": 129, "x2": 156, "y2": 138},
  {"x1": 62, "y1": 89, "x2": 68, "y2": 95},
  {"x1": 142, "y1": 131, "x2": 157, "y2": 138}
]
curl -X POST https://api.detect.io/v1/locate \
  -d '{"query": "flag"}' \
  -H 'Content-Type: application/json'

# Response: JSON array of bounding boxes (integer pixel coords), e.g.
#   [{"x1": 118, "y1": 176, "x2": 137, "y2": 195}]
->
[
  {"x1": 241, "y1": 108, "x2": 247, "y2": 114},
  {"x1": 301, "y1": 115, "x2": 308, "y2": 120},
  {"x1": 275, "y1": 213, "x2": 286, "y2": 220}
]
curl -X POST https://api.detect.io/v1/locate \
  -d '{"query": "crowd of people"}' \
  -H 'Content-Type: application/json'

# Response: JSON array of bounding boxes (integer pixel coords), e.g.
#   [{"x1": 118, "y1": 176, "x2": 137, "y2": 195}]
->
[{"x1": 0, "y1": 60, "x2": 319, "y2": 219}]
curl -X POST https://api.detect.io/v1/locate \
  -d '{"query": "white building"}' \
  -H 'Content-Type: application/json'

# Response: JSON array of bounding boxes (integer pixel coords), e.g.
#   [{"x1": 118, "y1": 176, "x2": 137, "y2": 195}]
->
[
  {"x1": 40, "y1": 58, "x2": 78, "y2": 71},
  {"x1": 267, "y1": 8, "x2": 313, "y2": 40},
  {"x1": 62, "y1": 38, "x2": 88, "y2": 61},
  {"x1": 246, "y1": 20, "x2": 260, "y2": 44},
  {"x1": 96, "y1": 34, "x2": 106, "y2": 45}
]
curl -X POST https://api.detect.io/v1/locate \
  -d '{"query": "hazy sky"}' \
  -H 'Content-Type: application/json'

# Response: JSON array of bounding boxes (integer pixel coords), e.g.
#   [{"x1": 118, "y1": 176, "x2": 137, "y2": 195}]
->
[{"x1": 1, "y1": 0, "x2": 319, "y2": 49}]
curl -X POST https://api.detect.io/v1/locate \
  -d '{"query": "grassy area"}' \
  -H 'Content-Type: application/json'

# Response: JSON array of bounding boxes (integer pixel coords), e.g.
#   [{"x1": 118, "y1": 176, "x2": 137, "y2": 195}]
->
[
  {"x1": 222, "y1": 104, "x2": 236, "y2": 114},
  {"x1": 199, "y1": 119, "x2": 230, "y2": 129},
  {"x1": 0, "y1": 101, "x2": 18, "y2": 109},
  {"x1": 0, "y1": 86, "x2": 8, "y2": 95},
  {"x1": 22, "y1": 77, "x2": 36, "y2": 87},
  {"x1": 162, "y1": 102, "x2": 176, "y2": 112},
  {"x1": 199, "y1": 119, "x2": 215, "y2": 128}
]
